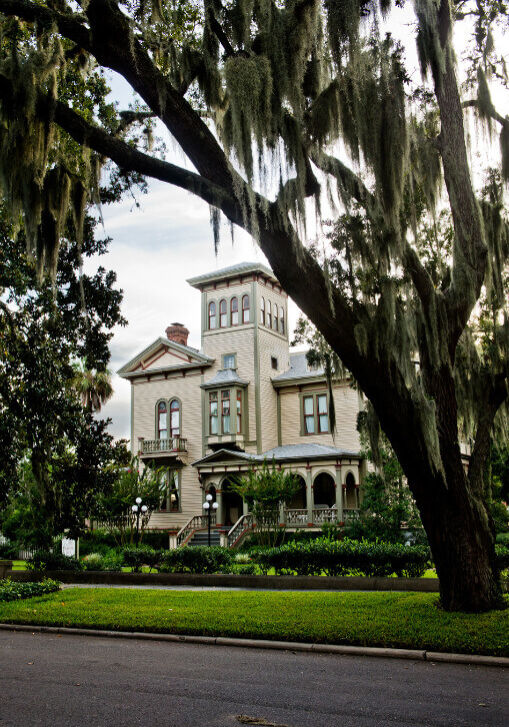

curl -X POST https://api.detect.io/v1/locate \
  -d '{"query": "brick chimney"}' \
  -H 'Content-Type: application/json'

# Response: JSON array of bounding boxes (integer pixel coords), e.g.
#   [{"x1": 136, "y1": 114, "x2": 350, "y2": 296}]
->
[{"x1": 166, "y1": 322, "x2": 189, "y2": 347}]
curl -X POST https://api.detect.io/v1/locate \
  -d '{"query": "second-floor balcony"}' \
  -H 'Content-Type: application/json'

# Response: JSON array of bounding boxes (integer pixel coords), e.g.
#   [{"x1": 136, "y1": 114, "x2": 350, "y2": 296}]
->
[{"x1": 139, "y1": 437, "x2": 188, "y2": 461}]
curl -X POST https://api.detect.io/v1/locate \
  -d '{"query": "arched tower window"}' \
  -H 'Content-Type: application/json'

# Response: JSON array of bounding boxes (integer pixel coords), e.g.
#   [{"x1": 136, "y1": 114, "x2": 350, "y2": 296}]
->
[
  {"x1": 279, "y1": 306, "x2": 285, "y2": 334},
  {"x1": 242, "y1": 294, "x2": 250, "y2": 323},
  {"x1": 157, "y1": 401, "x2": 167, "y2": 439},
  {"x1": 169, "y1": 399, "x2": 180, "y2": 438},
  {"x1": 267, "y1": 300, "x2": 272, "y2": 328},
  {"x1": 231, "y1": 297, "x2": 239, "y2": 325},
  {"x1": 273, "y1": 304, "x2": 278, "y2": 331},
  {"x1": 219, "y1": 299, "x2": 227, "y2": 327},
  {"x1": 260, "y1": 297, "x2": 265, "y2": 325},
  {"x1": 208, "y1": 301, "x2": 216, "y2": 330}
]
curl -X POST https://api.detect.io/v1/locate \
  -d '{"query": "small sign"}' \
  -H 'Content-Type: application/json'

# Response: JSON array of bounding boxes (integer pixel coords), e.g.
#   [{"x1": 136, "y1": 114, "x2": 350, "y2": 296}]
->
[{"x1": 61, "y1": 538, "x2": 76, "y2": 557}]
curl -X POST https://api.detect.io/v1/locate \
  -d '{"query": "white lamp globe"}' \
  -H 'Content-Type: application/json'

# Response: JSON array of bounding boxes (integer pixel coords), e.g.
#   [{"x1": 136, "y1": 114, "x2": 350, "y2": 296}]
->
[
  {"x1": 132, "y1": 505, "x2": 138, "y2": 513},
  {"x1": 203, "y1": 501, "x2": 210, "y2": 510},
  {"x1": 141, "y1": 505, "x2": 148, "y2": 513},
  {"x1": 212, "y1": 502, "x2": 218, "y2": 510},
  {"x1": 135, "y1": 497, "x2": 142, "y2": 505},
  {"x1": 206, "y1": 493, "x2": 213, "y2": 502}
]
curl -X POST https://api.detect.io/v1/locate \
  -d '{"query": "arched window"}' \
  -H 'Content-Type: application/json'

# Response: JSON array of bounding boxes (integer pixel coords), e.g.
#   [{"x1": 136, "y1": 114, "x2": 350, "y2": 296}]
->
[
  {"x1": 219, "y1": 299, "x2": 227, "y2": 327},
  {"x1": 260, "y1": 297, "x2": 265, "y2": 325},
  {"x1": 242, "y1": 295, "x2": 250, "y2": 324},
  {"x1": 273, "y1": 304, "x2": 278, "y2": 331},
  {"x1": 157, "y1": 401, "x2": 167, "y2": 439},
  {"x1": 169, "y1": 399, "x2": 180, "y2": 438},
  {"x1": 345, "y1": 472, "x2": 357, "y2": 509},
  {"x1": 279, "y1": 306, "x2": 285, "y2": 334},
  {"x1": 231, "y1": 297, "x2": 239, "y2": 326},
  {"x1": 267, "y1": 300, "x2": 272, "y2": 329},
  {"x1": 208, "y1": 301, "x2": 216, "y2": 330}
]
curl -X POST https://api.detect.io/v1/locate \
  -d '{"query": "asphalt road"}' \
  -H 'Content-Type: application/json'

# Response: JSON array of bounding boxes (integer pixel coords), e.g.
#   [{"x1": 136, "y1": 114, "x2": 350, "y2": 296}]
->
[{"x1": 0, "y1": 630, "x2": 507, "y2": 727}]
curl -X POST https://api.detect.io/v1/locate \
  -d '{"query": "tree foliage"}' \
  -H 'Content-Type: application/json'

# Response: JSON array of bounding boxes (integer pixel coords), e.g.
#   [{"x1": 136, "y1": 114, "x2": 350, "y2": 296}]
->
[
  {"x1": 232, "y1": 461, "x2": 300, "y2": 547},
  {"x1": 0, "y1": 0, "x2": 508, "y2": 609}
]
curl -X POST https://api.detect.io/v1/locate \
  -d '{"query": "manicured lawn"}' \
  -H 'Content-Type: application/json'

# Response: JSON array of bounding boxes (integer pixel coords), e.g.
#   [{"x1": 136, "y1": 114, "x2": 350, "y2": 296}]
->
[{"x1": 0, "y1": 588, "x2": 507, "y2": 656}]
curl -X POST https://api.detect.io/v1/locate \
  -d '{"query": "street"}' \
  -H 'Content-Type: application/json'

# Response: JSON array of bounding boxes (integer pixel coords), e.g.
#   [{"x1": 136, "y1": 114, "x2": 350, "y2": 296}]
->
[{"x1": 0, "y1": 630, "x2": 507, "y2": 726}]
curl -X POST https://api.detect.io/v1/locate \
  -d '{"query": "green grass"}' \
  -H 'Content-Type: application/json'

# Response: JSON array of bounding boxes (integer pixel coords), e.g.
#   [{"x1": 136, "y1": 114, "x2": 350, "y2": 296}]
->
[{"x1": 0, "y1": 588, "x2": 507, "y2": 656}]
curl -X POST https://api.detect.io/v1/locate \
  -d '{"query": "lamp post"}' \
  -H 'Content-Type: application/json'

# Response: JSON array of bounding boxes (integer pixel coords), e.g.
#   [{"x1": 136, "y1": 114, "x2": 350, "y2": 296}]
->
[
  {"x1": 203, "y1": 493, "x2": 219, "y2": 547},
  {"x1": 131, "y1": 497, "x2": 148, "y2": 546}
]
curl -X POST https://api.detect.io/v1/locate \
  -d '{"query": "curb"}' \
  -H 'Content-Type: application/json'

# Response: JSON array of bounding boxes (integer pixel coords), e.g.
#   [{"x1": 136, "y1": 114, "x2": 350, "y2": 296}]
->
[{"x1": 0, "y1": 623, "x2": 507, "y2": 668}]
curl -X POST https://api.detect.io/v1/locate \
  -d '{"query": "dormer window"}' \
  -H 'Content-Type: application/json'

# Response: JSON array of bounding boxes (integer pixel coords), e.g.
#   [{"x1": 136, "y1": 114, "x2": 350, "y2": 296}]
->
[
  {"x1": 219, "y1": 299, "x2": 227, "y2": 327},
  {"x1": 208, "y1": 301, "x2": 217, "y2": 330},
  {"x1": 242, "y1": 295, "x2": 250, "y2": 323},
  {"x1": 231, "y1": 297, "x2": 239, "y2": 326}
]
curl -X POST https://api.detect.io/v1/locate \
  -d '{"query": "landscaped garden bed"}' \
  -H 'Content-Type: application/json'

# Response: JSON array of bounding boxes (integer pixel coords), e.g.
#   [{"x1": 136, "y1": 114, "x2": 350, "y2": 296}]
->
[{"x1": 0, "y1": 588, "x2": 507, "y2": 657}]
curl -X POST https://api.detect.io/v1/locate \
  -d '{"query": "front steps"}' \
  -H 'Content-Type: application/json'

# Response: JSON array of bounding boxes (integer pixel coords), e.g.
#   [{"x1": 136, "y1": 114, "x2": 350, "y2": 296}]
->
[{"x1": 188, "y1": 530, "x2": 221, "y2": 547}]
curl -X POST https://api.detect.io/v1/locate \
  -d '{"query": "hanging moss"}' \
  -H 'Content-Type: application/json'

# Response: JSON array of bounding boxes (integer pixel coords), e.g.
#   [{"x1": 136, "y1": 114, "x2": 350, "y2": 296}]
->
[{"x1": 500, "y1": 118, "x2": 509, "y2": 183}]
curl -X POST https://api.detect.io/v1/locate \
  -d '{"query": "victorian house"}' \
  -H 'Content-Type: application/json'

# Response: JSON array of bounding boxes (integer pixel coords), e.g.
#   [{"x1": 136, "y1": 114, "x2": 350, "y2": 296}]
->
[{"x1": 118, "y1": 262, "x2": 365, "y2": 547}]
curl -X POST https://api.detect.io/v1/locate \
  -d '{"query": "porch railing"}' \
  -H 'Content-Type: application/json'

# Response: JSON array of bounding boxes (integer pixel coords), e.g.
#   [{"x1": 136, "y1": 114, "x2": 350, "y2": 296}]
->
[
  {"x1": 176, "y1": 512, "x2": 216, "y2": 547},
  {"x1": 285, "y1": 508, "x2": 308, "y2": 526},
  {"x1": 141, "y1": 437, "x2": 187, "y2": 455},
  {"x1": 311, "y1": 507, "x2": 338, "y2": 524}
]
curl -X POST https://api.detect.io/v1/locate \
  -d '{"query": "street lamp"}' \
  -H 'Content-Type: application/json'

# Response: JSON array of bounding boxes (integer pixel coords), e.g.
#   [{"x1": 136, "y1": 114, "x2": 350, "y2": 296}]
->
[
  {"x1": 203, "y1": 493, "x2": 218, "y2": 547},
  {"x1": 132, "y1": 497, "x2": 148, "y2": 546}
]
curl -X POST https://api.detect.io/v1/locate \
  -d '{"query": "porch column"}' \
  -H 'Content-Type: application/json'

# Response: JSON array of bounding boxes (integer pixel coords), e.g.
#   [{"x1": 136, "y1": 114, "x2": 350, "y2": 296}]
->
[
  {"x1": 242, "y1": 499, "x2": 249, "y2": 516},
  {"x1": 335, "y1": 465, "x2": 343, "y2": 523},
  {"x1": 306, "y1": 467, "x2": 313, "y2": 525},
  {"x1": 215, "y1": 489, "x2": 224, "y2": 526}
]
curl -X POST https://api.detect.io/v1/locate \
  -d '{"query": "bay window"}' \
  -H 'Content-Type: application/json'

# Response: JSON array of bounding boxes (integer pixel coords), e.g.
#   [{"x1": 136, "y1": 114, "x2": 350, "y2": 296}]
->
[
  {"x1": 209, "y1": 392, "x2": 218, "y2": 434},
  {"x1": 222, "y1": 389, "x2": 231, "y2": 433}
]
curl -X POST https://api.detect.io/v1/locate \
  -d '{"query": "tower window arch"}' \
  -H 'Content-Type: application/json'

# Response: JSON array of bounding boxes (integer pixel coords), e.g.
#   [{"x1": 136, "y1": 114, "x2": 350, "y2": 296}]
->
[
  {"x1": 242, "y1": 294, "x2": 250, "y2": 323},
  {"x1": 273, "y1": 304, "x2": 278, "y2": 331},
  {"x1": 267, "y1": 300, "x2": 272, "y2": 329},
  {"x1": 208, "y1": 301, "x2": 217, "y2": 330},
  {"x1": 219, "y1": 299, "x2": 227, "y2": 327},
  {"x1": 157, "y1": 400, "x2": 167, "y2": 439},
  {"x1": 169, "y1": 398, "x2": 180, "y2": 438},
  {"x1": 260, "y1": 297, "x2": 265, "y2": 325},
  {"x1": 231, "y1": 297, "x2": 239, "y2": 325},
  {"x1": 279, "y1": 306, "x2": 285, "y2": 334}
]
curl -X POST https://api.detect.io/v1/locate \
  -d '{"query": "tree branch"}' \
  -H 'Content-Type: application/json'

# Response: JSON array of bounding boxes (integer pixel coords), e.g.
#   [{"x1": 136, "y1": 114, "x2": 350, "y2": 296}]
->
[
  {"x1": 469, "y1": 372, "x2": 508, "y2": 493},
  {"x1": 462, "y1": 99, "x2": 506, "y2": 127},
  {"x1": 0, "y1": 74, "x2": 239, "y2": 223},
  {"x1": 0, "y1": 0, "x2": 91, "y2": 50}
]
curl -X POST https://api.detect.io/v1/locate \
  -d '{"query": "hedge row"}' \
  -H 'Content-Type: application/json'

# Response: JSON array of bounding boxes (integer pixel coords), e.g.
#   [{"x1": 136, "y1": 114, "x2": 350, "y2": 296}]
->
[
  {"x1": 252, "y1": 539, "x2": 431, "y2": 577},
  {"x1": 0, "y1": 579, "x2": 61, "y2": 602}
]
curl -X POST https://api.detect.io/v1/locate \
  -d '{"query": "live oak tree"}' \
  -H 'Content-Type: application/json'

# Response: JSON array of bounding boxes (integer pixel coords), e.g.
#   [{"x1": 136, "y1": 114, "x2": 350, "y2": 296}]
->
[{"x1": 0, "y1": 0, "x2": 507, "y2": 611}]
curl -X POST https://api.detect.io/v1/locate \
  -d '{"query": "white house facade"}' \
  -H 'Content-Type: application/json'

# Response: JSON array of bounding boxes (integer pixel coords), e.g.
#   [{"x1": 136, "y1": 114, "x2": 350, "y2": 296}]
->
[{"x1": 118, "y1": 262, "x2": 366, "y2": 546}]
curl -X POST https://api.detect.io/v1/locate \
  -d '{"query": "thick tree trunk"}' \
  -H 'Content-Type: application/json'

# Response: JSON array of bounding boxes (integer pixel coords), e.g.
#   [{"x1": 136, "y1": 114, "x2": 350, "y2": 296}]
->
[{"x1": 412, "y1": 472, "x2": 502, "y2": 612}]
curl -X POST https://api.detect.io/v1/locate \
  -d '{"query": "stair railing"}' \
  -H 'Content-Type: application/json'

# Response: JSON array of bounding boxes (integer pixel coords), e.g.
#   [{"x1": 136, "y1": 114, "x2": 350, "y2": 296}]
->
[
  {"x1": 227, "y1": 513, "x2": 254, "y2": 548},
  {"x1": 176, "y1": 512, "x2": 217, "y2": 547}
]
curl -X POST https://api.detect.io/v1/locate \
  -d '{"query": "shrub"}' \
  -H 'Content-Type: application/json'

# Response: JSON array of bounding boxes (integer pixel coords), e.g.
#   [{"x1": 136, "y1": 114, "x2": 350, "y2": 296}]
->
[
  {"x1": 495, "y1": 545, "x2": 509, "y2": 574},
  {"x1": 80, "y1": 529, "x2": 169, "y2": 556},
  {"x1": 82, "y1": 553, "x2": 105, "y2": 571},
  {"x1": 0, "y1": 578, "x2": 61, "y2": 602},
  {"x1": 250, "y1": 539, "x2": 431, "y2": 578},
  {"x1": 160, "y1": 546, "x2": 233, "y2": 574},
  {"x1": 102, "y1": 550, "x2": 124, "y2": 572},
  {"x1": 233, "y1": 563, "x2": 257, "y2": 575},
  {"x1": 122, "y1": 546, "x2": 163, "y2": 573},
  {"x1": 27, "y1": 550, "x2": 83, "y2": 572},
  {"x1": 0, "y1": 542, "x2": 18, "y2": 559}
]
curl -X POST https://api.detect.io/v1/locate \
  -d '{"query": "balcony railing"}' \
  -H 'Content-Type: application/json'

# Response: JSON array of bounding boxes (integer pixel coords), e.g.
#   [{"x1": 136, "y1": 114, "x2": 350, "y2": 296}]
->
[{"x1": 140, "y1": 437, "x2": 188, "y2": 455}]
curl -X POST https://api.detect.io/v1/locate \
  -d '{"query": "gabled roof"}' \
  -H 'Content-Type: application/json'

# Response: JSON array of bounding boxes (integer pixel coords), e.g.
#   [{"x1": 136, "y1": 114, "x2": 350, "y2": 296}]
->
[
  {"x1": 187, "y1": 261, "x2": 277, "y2": 289},
  {"x1": 193, "y1": 443, "x2": 359, "y2": 467},
  {"x1": 117, "y1": 336, "x2": 213, "y2": 378},
  {"x1": 272, "y1": 351, "x2": 325, "y2": 385},
  {"x1": 201, "y1": 369, "x2": 249, "y2": 390}
]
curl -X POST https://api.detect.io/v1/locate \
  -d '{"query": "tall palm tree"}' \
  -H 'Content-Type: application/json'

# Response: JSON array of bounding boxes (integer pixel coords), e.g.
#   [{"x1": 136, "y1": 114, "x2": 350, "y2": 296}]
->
[{"x1": 71, "y1": 361, "x2": 113, "y2": 413}]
